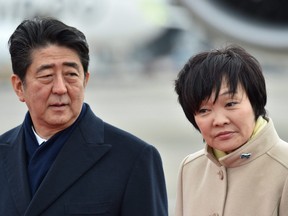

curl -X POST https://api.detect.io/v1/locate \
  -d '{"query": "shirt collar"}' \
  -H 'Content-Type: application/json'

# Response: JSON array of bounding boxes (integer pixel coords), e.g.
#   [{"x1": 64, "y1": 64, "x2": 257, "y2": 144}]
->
[{"x1": 32, "y1": 126, "x2": 47, "y2": 145}]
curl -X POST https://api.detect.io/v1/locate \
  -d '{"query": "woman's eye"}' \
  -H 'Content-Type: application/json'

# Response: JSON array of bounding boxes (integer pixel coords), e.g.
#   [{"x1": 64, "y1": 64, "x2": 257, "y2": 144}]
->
[
  {"x1": 226, "y1": 101, "x2": 238, "y2": 107},
  {"x1": 198, "y1": 108, "x2": 209, "y2": 114}
]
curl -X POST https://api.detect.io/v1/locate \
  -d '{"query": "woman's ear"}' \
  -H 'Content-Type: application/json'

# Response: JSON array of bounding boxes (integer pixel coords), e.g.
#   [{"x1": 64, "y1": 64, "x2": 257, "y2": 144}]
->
[{"x1": 11, "y1": 74, "x2": 25, "y2": 102}]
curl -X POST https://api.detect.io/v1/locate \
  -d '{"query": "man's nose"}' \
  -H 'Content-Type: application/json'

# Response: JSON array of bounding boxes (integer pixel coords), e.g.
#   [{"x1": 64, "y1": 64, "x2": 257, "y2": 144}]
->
[{"x1": 52, "y1": 76, "x2": 67, "y2": 94}]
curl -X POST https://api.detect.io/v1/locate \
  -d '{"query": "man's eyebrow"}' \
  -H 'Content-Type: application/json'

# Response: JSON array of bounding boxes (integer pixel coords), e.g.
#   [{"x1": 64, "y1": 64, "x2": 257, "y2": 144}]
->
[
  {"x1": 36, "y1": 62, "x2": 80, "y2": 73},
  {"x1": 63, "y1": 62, "x2": 80, "y2": 70},
  {"x1": 36, "y1": 64, "x2": 54, "y2": 73}
]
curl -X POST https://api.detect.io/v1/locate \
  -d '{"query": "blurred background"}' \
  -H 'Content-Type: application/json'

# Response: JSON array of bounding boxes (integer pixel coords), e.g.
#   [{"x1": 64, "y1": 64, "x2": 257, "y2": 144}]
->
[{"x1": 1, "y1": 0, "x2": 288, "y2": 214}]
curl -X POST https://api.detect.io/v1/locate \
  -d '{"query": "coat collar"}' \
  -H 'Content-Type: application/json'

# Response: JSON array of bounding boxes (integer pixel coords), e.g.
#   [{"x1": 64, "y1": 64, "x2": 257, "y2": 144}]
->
[
  {"x1": 1, "y1": 105, "x2": 111, "y2": 216},
  {"x1": 206, "y1": 118, "x2": 279, "y2": 168}
]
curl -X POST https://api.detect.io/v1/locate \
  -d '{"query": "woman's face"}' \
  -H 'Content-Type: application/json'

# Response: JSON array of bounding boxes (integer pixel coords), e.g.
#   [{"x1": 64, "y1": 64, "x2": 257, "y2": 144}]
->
[{"x1": 194, "y1": 81, "x2": 256, "y2": 153}]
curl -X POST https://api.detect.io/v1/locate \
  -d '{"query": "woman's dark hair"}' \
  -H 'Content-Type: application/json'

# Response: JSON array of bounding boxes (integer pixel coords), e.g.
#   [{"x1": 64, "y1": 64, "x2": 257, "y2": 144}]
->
[
  {"x1": 175, "y1": 45, "x2": 267, "y2": 130},
  {"x1": 8, "y1": 16, "x2": 89, "y2": 81}
]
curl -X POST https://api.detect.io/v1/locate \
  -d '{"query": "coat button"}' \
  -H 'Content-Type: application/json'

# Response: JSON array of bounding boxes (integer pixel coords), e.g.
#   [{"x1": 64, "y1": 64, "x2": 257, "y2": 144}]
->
[{"x1": 217, "y1": 170, "x2": 224, "y2": 180}]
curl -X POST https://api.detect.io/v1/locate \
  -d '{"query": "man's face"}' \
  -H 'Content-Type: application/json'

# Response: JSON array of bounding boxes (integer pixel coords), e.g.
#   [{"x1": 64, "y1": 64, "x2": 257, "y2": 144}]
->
[{"x1": 11, "y1": 45, "x2": 89, "y2": 139}]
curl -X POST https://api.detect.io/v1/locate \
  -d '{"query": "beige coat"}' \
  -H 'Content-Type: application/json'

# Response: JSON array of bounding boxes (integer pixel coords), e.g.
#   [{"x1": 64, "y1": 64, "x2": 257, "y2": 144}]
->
[{"x1": 175, "y1": 119, "x2": 288, "y2": 216}]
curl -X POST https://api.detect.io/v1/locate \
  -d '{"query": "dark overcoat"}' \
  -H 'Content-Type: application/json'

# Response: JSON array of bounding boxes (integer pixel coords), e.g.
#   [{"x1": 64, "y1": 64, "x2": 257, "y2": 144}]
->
[{"x1": 0, "y1": 105, "x2": 168, "y2": 216}]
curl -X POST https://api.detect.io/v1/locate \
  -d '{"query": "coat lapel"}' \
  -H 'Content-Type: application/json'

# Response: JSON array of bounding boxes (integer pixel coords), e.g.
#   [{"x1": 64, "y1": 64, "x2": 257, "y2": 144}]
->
[
  {"x1": 25, "y1": 108, "x2": 111, "y2": 216},
  {"x1": 0, "y1": 126, "x2": 32, "y2": 215}
]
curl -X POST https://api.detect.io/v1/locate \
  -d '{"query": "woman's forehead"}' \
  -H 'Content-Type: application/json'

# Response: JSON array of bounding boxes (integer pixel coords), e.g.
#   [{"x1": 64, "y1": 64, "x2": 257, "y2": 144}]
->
[{"x1": 207, "y1": 80, "x2": 244, "y2": 100}]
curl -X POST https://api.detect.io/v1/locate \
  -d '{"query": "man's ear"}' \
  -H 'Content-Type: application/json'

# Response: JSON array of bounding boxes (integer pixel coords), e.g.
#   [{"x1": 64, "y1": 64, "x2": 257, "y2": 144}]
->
[
  {"x1": 11, "y1": 74, "x2": 25, "y2": 102},
  {"x1": 84, "y1": 72, "x2": 90, "y2": 87}
]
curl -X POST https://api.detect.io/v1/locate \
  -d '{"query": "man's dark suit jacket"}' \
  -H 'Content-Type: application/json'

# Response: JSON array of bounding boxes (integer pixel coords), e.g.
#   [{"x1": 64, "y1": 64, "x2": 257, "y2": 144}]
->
[{"x1": 0, "y1": 104, "x2": 168, "y2": 216}]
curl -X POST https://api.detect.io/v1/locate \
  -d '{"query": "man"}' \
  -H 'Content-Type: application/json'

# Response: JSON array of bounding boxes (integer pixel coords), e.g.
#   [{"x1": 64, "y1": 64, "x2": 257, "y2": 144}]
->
[{"x1": 0, "y1": 17, "x2": 168, "y2": 216}]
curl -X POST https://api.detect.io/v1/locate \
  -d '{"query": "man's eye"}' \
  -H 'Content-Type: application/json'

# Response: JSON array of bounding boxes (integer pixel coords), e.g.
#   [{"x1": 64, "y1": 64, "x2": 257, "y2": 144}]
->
[
  {"x1": 66, "y1": 72, "x2": 79, "y2": 77},
  {"x1": 39, "y1": 74, "x2": 52, "y2": 79}
]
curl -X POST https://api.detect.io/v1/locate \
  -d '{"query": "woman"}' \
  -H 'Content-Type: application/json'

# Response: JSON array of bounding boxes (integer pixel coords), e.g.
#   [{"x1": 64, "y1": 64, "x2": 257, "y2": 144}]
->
[{"x1": 174, "y1": 45, "x2": 288, "y2": 216}]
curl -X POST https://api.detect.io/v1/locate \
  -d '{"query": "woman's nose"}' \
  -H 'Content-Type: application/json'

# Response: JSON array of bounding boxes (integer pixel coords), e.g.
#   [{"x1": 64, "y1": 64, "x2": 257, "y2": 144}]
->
[{"x1": 212, "y1": 110, "x2": 230, "y2": 126}]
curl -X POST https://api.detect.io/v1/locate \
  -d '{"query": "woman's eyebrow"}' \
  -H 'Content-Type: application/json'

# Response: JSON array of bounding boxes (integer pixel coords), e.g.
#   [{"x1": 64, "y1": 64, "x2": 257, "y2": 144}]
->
[{"x1": 219, "y1": 90, "x2": 238, "y2": 97}]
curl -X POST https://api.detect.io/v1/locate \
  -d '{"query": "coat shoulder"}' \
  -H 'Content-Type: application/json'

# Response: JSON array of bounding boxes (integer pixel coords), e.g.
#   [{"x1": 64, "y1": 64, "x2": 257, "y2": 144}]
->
[
  {"x1": 83, "y1": 105, "x2": 153, "y2": 150},
  {"x1": 267, "y1": 139, "x2": 288, "y2": 169},
  {"x1": 104, "y1": 122, "x2": 150, "y2": 147},
  {"x1": 181, "y1": 149, "x2": 206, "y2": 167},
  {"x1": 81, "y1": 105, "x2": 161, "y2": 161},
  {"x1": 0, "y1": 125, "x2": 22, "y2": 145}
]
